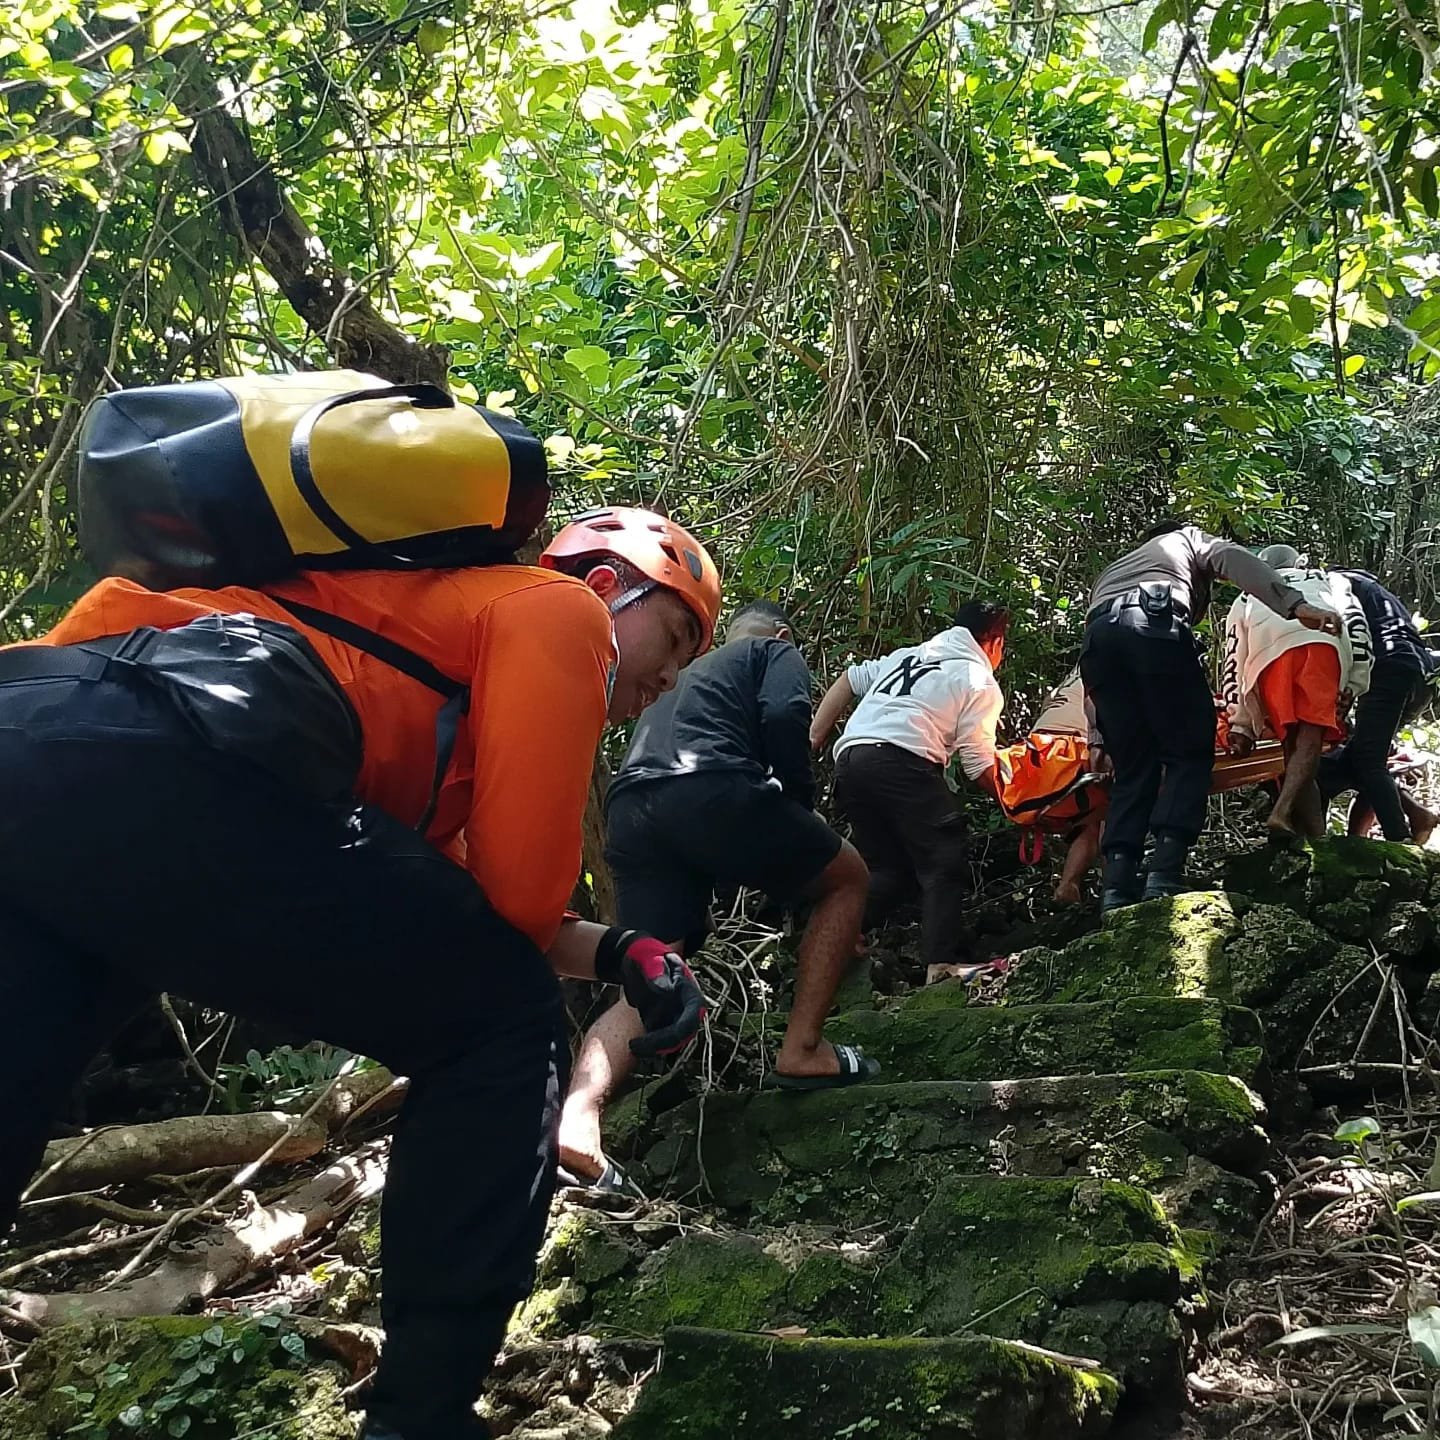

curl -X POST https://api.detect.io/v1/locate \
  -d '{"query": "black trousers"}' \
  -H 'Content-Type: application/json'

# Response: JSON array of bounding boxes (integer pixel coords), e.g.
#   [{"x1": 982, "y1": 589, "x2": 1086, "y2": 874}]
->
[
  {"x1": 832, "y1": 742, "x2": 970, "y2": 970},
  {"x1": 1080, "y1": 619, "x2": 1216, "y2": 854},
  {"x1": 0, "y1": 663, "x2": 567, "y2": 1440},
  {"x1": 1319, "y1": 659, "x2": 1430, "y2": 840},
  {"x1": 605, "y1": 773, "x2": 843, "y2": 954}
]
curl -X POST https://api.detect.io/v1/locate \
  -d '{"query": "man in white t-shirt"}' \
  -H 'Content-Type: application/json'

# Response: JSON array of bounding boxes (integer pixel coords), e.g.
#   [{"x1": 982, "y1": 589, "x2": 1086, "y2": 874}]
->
[{"x1": 810, "y1": 600, "x2": 1007, "y2": 971}]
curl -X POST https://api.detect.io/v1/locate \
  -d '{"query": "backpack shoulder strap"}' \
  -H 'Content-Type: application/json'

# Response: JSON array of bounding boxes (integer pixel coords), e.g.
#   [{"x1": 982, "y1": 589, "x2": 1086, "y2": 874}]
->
[{"x1": 270, "y1": 595, "x2": 468, "y2": 834}]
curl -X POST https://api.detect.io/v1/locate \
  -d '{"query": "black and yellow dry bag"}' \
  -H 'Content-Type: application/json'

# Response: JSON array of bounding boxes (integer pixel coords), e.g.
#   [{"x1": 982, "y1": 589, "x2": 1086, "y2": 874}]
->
[{"x1": 77, "y1": 369, "x2": 549, "y2": 589}]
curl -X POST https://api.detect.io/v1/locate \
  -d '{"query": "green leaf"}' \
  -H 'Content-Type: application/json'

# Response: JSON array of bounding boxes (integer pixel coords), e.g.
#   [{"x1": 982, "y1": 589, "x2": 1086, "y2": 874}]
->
[
  {"x1": 151, "y1": 6, "x2": 210, "y2": 49},
  {"x1": 280, "y1": 1331, "x2": 307, "y2": 1359},
  {"x1": 562, "y1": 345, "x2": 610, "y2": 381},
  {"x1": 1169, "y1": 251, "x2": 1207, "y2": 295},
  {"x1": 167, "y1": 1415, "x2": 192, "y2": 1438},
  {"x1": 1334, "y1": 1116, "x2": 1380, "y2": 1144},
  {"x1": 512, "y1": 239, "x2": 565, "y2": 282},
  {"x1": 1410, "y1": 1307, "x2": 1440, "y2": 1369},
  {"x1": 1397, "y1": 1190, "x2": 1440, "y2": 1212},
  {"x1": 1343, "y1": 354, "x2": 1365, "y2": 376},
  {"x1": 203, "y1": 1325, "x2": 226, "y2": 1347},
  {"x1": 1406, "y1": 294, "x2": 1440, "y2": 334},
  {"x1": 1215, "y1": 405, "x2": 1261, "y2": 432},
  {"x1": 417, "y1": 18, "x2": 449, "y2": 55},
  {"x1": 1285, "y1": 294, "x2": 1316, "y2": 332},
  {"x1": 1144, "y1": 0, "x2": 1177, "y2": 52},
  {"x1": 1220, "y1": 313, "x2": 1246, "y2": 347},
  {"x1": 1421, "y1": 167, "x2": 1438, "y2": 219},
  {"x1": 118, "y1": 1407, "x2": 145, "y2": 1430}
]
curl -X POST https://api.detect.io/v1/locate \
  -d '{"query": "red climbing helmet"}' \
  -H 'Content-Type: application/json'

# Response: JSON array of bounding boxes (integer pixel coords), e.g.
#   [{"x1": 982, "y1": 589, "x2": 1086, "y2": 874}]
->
[{"x1": 541, "y1": 506, "x2": 722, "y2": 654}]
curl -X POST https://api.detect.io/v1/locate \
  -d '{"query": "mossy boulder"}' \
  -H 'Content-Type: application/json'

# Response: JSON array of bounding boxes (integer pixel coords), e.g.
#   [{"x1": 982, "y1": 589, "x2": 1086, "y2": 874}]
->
[
  {"x1": 551, "y1": 1176, "x2": 1183, "y2": 1389},
  {"x1": 639, "y1": 1072, "x2": 1267, "y2": 1224},
  {"x1": 0, "y1": 1316, "x2": 352, "y2": 1440},
  {"x1": 830, "y1": 996, "x2": 1265, "y2": 1086},
  {"x1": 611, "y1": 1327, "x2": 1118, "y2": 1439},
  {"x1": 1005, "y1": 893, "x2": 1242, "y2": 1006},
  {"x1": 1003, "y1": 889, "x2": 1397, "y2": 1073},
  {"x1": 880, "y1": 1176, "x2": 1183, "y2": 1391},
  {"x1": 1223, "y1": 836, "x2": 1436, "y2": 939}
]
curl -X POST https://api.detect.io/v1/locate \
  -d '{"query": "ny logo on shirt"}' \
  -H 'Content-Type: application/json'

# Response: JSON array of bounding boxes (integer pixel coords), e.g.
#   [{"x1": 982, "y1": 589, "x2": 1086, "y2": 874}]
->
[{"x1": 874, "y1": 656, "x2": 943, "y2": 697}]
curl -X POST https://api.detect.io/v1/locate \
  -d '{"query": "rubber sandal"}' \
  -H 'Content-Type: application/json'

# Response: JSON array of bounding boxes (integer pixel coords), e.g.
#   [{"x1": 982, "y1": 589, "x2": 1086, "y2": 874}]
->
[
  {"x1": 761, "y1": 1043, "x2": 882, "y2": 1092},
  {"x1": 555, "y1": 1156, "x2": 646, "y2": 1199}
]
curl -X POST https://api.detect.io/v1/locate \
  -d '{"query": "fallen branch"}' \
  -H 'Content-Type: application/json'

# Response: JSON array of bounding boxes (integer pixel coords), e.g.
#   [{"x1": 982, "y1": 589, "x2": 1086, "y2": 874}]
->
[
  {"x1": 1, "y1": 1145, "x2": 386, "y2": 1327},
  {"x1": 293, "y1": 1067, "x2": 406, "y2": 1133},
  {"x1": 29, "y1": 1113, "x2": 328, "y2": 1198},
  {"x1": 0, "y1": 1224, "x2": 167, "y2": 1284}
]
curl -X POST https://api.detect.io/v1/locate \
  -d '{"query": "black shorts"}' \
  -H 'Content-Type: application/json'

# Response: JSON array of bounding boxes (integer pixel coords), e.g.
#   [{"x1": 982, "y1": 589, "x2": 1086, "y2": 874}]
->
[{"x1": 604, "y1": 772, "x2": 843, "y2": 952}]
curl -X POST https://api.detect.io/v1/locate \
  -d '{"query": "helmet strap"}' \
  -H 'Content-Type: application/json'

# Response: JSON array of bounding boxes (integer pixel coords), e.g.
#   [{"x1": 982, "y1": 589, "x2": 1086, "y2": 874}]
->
[{"x1": 608, "y1": 579, "x2": 657, "y2": 617}]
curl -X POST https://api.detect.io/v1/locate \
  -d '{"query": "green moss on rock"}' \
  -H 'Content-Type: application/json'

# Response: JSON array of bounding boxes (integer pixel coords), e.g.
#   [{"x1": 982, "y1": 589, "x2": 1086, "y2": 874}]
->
[
  {"x1": 581, "y1": 1174, "x2": 1185, "y2": 1386},
  {"x1": 999, "y1": 885, "x2": 1414, "y2": 1075},
  {"x1": 830, "y1": 997, "x2": 1265, "y2": 1085},
  {"x1": 601, "y1": 1234, "x2": 792, "y2": 1334},
  {"x1": 0, "y1": 1317, "x2": 351, "y2": 1440},
  {"x1": 513, "y1": 1278, "x2": 589, "y2": 1339},
  {"x1": 640, "y1": 1073, "x2": 1266, "y2": 1224},
  {"x1": 1223, "y1": 837, "x2": 1439, "y2": 961},
  {"x1": 610, "y1": 1327, "x2": 1118, "y2": 1439},
  {"x1": 1004, "y1": 893, "x2": 1242, "y2": 1006},
  {"x1": 878, "y1": 1175, "x2": 1182, "y2": 1389}
]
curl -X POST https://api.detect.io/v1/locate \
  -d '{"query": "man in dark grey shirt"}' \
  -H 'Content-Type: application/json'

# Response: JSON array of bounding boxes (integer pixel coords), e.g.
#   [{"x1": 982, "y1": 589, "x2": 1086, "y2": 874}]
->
[
  {"x1": 1081, "y1": 520, "x2": 1339, "y2": 911},
  {"x1": 557, "y1": 602, "x2": 874, "y2": 1192}
]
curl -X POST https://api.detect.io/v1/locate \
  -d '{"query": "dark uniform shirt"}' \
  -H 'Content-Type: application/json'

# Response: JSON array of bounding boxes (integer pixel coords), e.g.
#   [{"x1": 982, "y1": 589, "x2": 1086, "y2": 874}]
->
[
  {"x1": 1336, "y1": 570, "x2": 1436, "y2": 674},
  {"x1": 609, "y1": 635, "x2": 817, "y2": 809},
  {"x1": 1089, "y1": 525, "x2": 1304, "y2": 620}
]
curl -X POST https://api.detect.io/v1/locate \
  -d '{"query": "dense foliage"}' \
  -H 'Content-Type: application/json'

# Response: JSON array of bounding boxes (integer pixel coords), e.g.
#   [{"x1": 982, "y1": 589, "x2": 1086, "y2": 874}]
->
[{"x1": 6, "y1": 0, "x2": 1440, "y2": 713}]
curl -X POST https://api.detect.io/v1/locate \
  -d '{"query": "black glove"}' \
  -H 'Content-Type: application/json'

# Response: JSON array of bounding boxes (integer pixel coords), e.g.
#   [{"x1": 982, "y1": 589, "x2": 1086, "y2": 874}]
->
[{"x1": 595, "y1": 928, "x2": 707, "y2": 1057}]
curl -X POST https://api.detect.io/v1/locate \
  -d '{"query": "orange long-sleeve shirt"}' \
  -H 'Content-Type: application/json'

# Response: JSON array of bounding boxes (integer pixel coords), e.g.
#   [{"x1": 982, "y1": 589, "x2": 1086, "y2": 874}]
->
[{"x1": 37, "y1": 567, "x2": 616, "y2": 952}]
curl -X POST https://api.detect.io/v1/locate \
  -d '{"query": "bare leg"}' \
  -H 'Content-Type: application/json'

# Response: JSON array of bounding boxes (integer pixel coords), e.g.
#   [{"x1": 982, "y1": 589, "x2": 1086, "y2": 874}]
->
[
  {"x1": 1270, "y1": 724, "x2": 1325, "y2": 837},
  {"x1": 775, "y1": 841, "x2": 870, "y2": 1079},
  {"x1": 1054, "y1": 816, "x2": 1102, "y2": 904},
  {"x1": 557, "y1": 998, "x2": 647, "y2": 1181},
  {"x1": 1402, "y1": 790, "x2": 1439, "y2": 844},
  {"x1": 1347, "y1": 794, "x2": 1375, "y2": 837}
]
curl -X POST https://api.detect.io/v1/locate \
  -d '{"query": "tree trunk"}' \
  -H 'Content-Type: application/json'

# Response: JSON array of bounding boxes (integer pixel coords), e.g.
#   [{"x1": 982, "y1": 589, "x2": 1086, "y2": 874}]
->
[{"x1": 176, "y1": 59, "x2": 447, "y2": 386}]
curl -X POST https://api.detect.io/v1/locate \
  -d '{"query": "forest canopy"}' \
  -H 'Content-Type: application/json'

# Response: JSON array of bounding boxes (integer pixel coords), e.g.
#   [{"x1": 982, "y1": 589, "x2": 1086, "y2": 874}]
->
[{"x1": 4, "y1": 0, "x2": 1440, "y2": 702}]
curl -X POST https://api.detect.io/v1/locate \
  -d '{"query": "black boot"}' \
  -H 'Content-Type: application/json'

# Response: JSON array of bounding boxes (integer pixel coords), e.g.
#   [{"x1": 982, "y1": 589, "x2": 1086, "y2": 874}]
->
[
  {"x1": 1142, "y1": 829, "x2": 1190, "y2": 900},
  {"x1": 1101, "y1": 848, "x2": 1142, "y2": 914}
]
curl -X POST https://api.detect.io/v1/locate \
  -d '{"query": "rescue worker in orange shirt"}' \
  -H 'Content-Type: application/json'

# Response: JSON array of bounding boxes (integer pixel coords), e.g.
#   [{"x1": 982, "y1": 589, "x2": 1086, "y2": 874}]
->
[{"x1": 0, "y1": 507, "x2": 719, "y2": 1440}]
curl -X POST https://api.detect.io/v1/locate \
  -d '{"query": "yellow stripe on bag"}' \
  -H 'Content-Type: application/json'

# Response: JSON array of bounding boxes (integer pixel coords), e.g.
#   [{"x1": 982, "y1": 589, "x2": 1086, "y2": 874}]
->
[{"x1": 221, "y1": 372, "x2": 513, "y2": 557}]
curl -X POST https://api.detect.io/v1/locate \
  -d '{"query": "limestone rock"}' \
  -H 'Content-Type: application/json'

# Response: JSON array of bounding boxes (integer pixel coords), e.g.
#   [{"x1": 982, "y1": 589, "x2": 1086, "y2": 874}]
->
[
  {"x1": 829, "y1": 996, "x2": 1266, "y2": 1085},
  {"x1": 610, "y1": 1327, "x2": 1119, "y2": 1439},
  {"x1": 638, "y1": 1072, "x2": 1267, "y2": 1222}
]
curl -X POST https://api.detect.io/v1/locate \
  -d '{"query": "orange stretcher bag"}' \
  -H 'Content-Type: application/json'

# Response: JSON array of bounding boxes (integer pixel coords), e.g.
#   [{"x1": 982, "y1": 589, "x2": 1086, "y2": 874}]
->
[{"x1": 996, "y1": 732, "x2": 1101, "y2": 830}]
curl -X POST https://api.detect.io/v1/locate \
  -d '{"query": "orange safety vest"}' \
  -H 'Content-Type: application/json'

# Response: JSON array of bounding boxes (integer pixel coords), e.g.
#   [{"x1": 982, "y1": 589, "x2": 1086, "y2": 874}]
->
[{"x1": 29, "y1": 568, "x2": 616, "y2": 952}]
